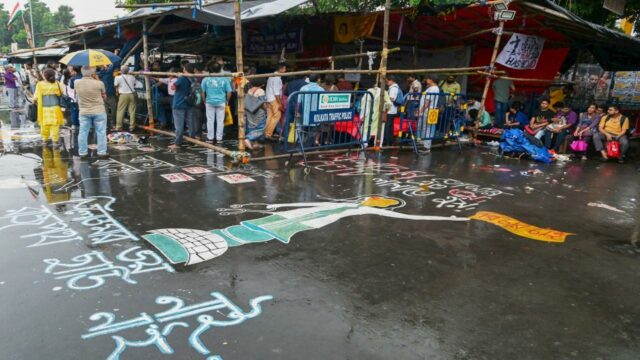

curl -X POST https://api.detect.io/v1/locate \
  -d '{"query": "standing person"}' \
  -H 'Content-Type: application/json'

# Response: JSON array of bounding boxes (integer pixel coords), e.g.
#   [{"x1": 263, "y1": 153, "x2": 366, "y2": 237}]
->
[
  {"x1": 33, "y1": 69, "x2": 64, "y2": 147},
  {"x1": 23, "y1": 63, "x2": 38, "y2": 93},
  {"x1": 4, "y1": 65, "x2": 19, "y2": 109},
  {"x1": 265, "y1": 62, "x2": 286, "y2": 140},
  {"x1": 98, "y1": 64, "x2": 118, "y2": 130},
  {"x1": 322, "y1": 75, "x2": 338, "y2": 92},
  {"x1": 201, "y1": 63, "x2": 232, "y2": 144},
  {"x1": 441, "y1": 75, "x2": 461, "y2": 95},
  {"x1": 593, "y1": 105, "x2": 630, "y2": 163},
  {"x1": 407, "y1": 75, "x2": 422, "y2": 94},
  {"x1": 68, "y1": 66, "x2": 82, "y2": 128},
  {"x1": 419, "y1": 76, "x2": 440, "y2": 152},
  {"x1": 74, "y1": 66, "x2": 108, "y2": 158},
  {"x1": 169, "y1": 63, "x2": 196, "y2": 149},
  {"x1": 114, "y1": 66, "x2": 138, "y2": 131},
  {"x1": 336, "y1": 75, "x2": 353, "y2": 91},
  {"x1": 384, "y1": 75, "x2": 402, "y2": 146},
  {"x1": 492, "y1": 76, "x2": 515, "y2": 128}
]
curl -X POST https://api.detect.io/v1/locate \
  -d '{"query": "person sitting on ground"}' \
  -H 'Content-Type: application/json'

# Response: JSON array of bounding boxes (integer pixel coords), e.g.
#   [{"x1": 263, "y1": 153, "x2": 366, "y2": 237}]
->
[
  {"x1": 336, "y1": 75, "x2": 353, "y2": 91},
  {"x1": 464, "y1": 97, "x2": 482, "y2": 121},
  {"x1": 504, "y1": 101, "x2": 529, "y2": 129},
  {"x1": 571, "y1": 103, "x2": 600, "y2": 160},
  {"x1": 33, "y1": 69, "x2": 65, "y2": 148},
  {"x1": 469, "y1": 108, "x2": 492, "y2": 130},
  {"x1": 593, "y1": 104, "x2": 630, "y2": 163},
  {"x1": 528, "y1": 99, "x2": 555, "y2": 140},
  {"x1": 544, "y1": 102, "x2": 577, "y2": 152}
]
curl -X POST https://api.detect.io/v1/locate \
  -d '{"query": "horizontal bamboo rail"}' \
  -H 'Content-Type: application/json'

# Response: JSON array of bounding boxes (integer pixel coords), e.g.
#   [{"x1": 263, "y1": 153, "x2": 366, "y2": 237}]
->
[{"x1": 246, "y1": 47, "x2": 401, "y2": 64}]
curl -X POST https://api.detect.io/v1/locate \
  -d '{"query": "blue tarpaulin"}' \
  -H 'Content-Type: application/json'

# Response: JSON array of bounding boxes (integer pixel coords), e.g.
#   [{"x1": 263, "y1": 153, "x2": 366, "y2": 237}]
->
[{"x1": 500, "y1": 129, "x2": 553, "y2": 163}]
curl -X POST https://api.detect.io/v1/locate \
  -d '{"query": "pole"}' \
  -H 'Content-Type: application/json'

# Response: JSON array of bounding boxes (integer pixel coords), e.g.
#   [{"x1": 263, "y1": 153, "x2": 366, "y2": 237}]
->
[
  {"x1": 480, "y1": 21, "x2": 505, "y2": 113},
  {"x1": 234, "y1": 0, "x2": 246, "y2": 153},
  {"x1": 29, "y1": 0, "x2": 35, "y2": 46},
  {"x1": 21, "y1": 11, "x2": 39, "y2": 79},
  {"x1": 375, "y1": 0, "x2": 391, "y2": 149},
  {"x1": 142, "y1": 20, "x2": 155, "y2": 128}
]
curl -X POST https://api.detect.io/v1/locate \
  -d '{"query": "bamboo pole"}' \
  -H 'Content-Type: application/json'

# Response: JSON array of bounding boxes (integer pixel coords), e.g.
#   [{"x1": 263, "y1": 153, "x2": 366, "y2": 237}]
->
[
  {"x1": 8, "y1": 41, "x2": 77, "y2": 56},
  {"x1": 131, "y1": 66, "x2": 490, "y2": 80},
  {"x1": 375, "y1": 0, "x2": 392, "y2": 148},
  {"x1": 480, "y1": 21, "x2": 505, "y2": 111},
  {"x1": 116, "y1": 0, "x2": 228, "y2": 8},
  {"x1": 121, "y1": 16, "x2": 166, "y2": 66},
  {"x1": 243, "y1": 48, "x2": 400, "y2": 65},
  {"x1": 142, "y1": 20, "x2": 155, "y2": 128},
  {"x1": 21, "y1": 12, "x2": 40, "y2": 79},
  {"x1": 142, "y1": 126, "x2": 241, "y2": 158},
  {"x1": 476, "y1": 72, "x2": 555, "y2": 83},
  {"x1": 234, "y1": 0, "x2": 246, "y2": 153}
]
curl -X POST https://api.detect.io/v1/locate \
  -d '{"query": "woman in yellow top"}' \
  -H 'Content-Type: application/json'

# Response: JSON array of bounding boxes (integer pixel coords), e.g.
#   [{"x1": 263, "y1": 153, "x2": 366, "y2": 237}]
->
[{"x1": 33, "y1": 69, "x2": 64, "y2": 147}]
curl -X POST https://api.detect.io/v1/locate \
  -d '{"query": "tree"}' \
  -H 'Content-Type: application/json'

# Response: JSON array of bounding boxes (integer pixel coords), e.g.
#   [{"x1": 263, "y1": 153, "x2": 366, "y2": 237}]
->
[{"x1": 53, "y1": 5, "x2": 76, "y2": 31}]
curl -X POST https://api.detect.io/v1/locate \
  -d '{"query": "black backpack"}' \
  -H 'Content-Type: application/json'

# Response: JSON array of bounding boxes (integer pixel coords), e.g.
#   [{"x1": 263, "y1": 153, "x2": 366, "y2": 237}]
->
[{"x1": 185, "y1": 78, "x2": 203, "y2": 107}]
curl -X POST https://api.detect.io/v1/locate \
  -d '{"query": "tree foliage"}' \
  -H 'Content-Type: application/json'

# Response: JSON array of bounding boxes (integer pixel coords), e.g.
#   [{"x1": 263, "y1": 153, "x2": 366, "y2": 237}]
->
[{"x1": 0, "y1": 0, "x2": 76, "y2": 53}]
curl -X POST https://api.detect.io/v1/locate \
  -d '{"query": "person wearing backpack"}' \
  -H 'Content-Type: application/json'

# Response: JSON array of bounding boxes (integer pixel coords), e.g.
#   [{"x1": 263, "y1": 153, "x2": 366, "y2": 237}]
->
[
  {"x1": 593, "y1": 104, "x2": 630, "y2": 163},
  {"x1": 202, "y1": 63, "x2": 232, "y2": 144},
  {"x1": 169, "y1": 63, "x2": 196, "y2": 149},
  {"x1": 384, "y1": 75, "x2": 404, "y2": 145}
]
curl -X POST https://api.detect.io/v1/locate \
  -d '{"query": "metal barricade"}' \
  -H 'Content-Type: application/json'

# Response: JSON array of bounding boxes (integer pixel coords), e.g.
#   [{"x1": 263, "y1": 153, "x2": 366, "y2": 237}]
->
[
  {"x1": 396, "y1": 92, "x2": 467, "y2": 154},
  {"x1": 283, "y1": 91, "x2": 374, "y2": 169}
]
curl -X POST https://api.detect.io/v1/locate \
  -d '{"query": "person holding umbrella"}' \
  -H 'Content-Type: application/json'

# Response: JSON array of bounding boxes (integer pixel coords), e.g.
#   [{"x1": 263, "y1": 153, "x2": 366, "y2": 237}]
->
[{"x1": 60, "y1": 49, "x2": 120, "y2": 159}]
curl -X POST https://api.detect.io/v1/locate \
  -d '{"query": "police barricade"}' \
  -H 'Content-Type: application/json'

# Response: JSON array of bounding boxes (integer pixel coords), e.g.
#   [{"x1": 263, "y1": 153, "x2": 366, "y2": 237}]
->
[
  {"x1": 283, "y1": 91, "x2": 374, "y2": 169},
  {"x1": 395, "y1": 92, "x2": 467, "y2": 154}
]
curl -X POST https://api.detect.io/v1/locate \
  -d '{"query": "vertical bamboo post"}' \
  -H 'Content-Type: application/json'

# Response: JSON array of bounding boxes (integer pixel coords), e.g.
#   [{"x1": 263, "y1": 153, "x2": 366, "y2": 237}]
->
[
  {"x1": 234, "y1": 0, "x2": 246, "y2": 153},
  {"x1": 142, "y1": 20, "x2": 155, "y2": 128},
  {"x1": 21, "y1": 12, "x2": 39, "y2": 79},
  {"x1": 480, "y1": 21, "x2": 505, "y2": 113},
  {"x1": 375, "y1": 0, "x2": 391, "y2": 148}
]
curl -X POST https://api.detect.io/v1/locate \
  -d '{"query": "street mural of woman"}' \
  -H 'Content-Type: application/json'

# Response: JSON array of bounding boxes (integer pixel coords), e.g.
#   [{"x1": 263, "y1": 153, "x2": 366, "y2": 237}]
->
[{"x1": 143, "y1": 195, "x2": 573, "y2": 266}]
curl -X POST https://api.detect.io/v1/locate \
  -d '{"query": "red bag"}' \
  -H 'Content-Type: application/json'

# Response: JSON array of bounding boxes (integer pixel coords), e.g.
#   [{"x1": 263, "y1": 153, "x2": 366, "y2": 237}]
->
[
  {"x1": 524, "y1": 125, "x2": 537, "y2": 136},
  {"x1": 607, "y1": 140, "x2": 621, "y2": 158}
]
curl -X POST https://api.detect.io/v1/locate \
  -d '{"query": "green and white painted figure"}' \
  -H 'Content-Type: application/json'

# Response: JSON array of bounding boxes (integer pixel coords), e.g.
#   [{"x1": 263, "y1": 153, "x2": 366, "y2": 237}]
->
[{"x1": 143, "y1": 195, "x2": 468, "y2": 266}]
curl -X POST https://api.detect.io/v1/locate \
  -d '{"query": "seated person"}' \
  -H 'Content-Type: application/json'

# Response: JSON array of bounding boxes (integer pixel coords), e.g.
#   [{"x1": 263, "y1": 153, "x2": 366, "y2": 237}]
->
[
  {"x1": 528, "y1": 98, "x2": 555, "y2": 140},
  {"x1": 544, "y1": 102, "x2": 577, "y2": 152},
  {"x1": 469, "y1": 109, "x2": 492, "y2": 130},
  {"x1": 571, "y1": 103, "x2": 600, "y2": 160},
  {"x1": 504, "y1": 101, "x2": 528, "y2": 129},
  {"x1": 465, "y1": 97, "x2": 482, "y2": 120},
  {"x1": 593, "y1": 104, "x2": 630, "y2": 163}
]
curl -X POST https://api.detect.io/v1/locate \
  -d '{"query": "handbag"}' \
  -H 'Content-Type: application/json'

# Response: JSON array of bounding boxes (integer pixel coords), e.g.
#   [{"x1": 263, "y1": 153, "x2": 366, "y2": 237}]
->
[
  {"x1": 57, "y1": 82, "x2": 71, "y2": 109},
  {"x1": 224, "y1": 105, "x2": 233, "y2": 126},
  {"x1": 606, "y1": 140, "x2": 621, "y2": 158},
  {"x1": 524, "y1": 125, "x2": 537, "y2": 136},
  {"x1": 569, "y1": 136, "x2": 588, "y2": 152}
]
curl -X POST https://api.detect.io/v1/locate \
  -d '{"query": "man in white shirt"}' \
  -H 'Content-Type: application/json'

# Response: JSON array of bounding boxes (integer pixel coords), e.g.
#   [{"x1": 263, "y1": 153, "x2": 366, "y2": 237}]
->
[
  {"x1": 265, "y1": 62, "x2": 286, "y2": 140},
  {"x1": 419, "y1": 76, "x2": 441, "y2": 152},
  {"x1": 384, "y1": 75, "x2": 402, "y2": 145},
  {"x1": 114, "y1": 66, "x2": 138, "y2": 131}
]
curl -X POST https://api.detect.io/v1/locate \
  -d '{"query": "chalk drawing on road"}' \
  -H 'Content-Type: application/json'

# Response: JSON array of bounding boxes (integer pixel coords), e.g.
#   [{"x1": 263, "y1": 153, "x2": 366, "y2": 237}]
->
[
  {"x1": 144, "y1": 195, "x2": 469, "y2": 266},
  {"x1": 44, "y1": 246, "x2": 174, "y2": 291},
  {"x1": 82, "y1": 291, "x2": 273, "y2": 360}
]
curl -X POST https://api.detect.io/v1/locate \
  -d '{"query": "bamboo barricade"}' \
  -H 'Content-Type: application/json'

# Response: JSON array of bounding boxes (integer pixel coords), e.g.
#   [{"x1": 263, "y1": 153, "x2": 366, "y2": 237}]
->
[
  {"x1": 142, "y1": 20, "x2": 155, "y2": 127},
  {"x1": 142, "y1": 126, "x2": 250, "y2": 162},
  {"x1": 375, "y1": 0, "x2": 392, "y2": 149},
  {"x1": 477, "y1": 72, "x2": 556, "y2": 83},
  {"x1": 8, "y1": 41, "x2": 78, "y2": 56},
  {"x1": 244, "y1": 47, "x2": 401, "y2": 66}
]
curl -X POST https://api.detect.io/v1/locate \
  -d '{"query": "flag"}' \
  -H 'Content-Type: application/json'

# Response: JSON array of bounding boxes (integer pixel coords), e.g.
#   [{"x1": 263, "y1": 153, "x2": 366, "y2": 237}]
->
[
  {"x1": 334, "y1": 14, "x2": 378, "y2": 44},
  {"x1": 7, "y1": 1, "x2": 23, "y2": 27}
]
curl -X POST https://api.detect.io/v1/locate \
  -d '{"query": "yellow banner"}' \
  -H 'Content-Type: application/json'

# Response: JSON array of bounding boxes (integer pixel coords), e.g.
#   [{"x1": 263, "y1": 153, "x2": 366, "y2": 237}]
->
[
  {"x1": 470, "y1": 211, "x2": 573, "y2": 243},
  {"x1": 334, "y1": 14, "x2": 378, "y2": 44},
  {"x1": 427, "y1": 109, "x2": 439, "y2": 125}
]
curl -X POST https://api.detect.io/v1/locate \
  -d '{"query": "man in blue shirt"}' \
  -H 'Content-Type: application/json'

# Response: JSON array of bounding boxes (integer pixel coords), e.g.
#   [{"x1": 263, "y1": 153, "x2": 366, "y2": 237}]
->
[
  {"x1": 169, "y1": 63, "x2": 196, "y2": 149},
  {"x1": 98, "y1": 63, "x2": 118, "y2": 129},
  {"x1": 201, "y1": 63, "x2": 232, "y2": 143}
]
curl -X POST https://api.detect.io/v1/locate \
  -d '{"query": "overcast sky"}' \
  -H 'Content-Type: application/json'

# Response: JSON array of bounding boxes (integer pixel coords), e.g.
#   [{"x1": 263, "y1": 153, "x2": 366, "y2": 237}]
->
[{"x1": 40, "y1": 0, "x2": 127, "y2": 24}]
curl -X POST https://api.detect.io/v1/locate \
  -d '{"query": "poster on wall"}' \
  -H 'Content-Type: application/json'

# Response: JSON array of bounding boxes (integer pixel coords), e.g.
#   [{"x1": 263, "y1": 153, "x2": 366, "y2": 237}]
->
[
  {"x1": 246, "y1": 29, "x2": 303, "y2": 55},
  {"x1": 496, "y1": 33, "x2": 545, "y2": 70}
]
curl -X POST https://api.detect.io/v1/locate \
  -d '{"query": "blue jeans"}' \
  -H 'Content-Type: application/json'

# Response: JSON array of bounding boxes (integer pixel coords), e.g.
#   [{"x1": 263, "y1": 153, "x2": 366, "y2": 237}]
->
[
  {"x1": 172, "y1": 107, "x2": 193, "y2": 146},
  {"x1": 493, "y1": 101, "x2": 509, "y2": 128},
  {"x1": 79, "y1": 113, "x2": 108, "y2": 156}
]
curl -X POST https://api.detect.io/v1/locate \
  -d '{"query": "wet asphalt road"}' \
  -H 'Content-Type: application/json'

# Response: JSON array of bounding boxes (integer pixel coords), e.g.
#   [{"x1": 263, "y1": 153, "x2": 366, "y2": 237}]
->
[{"x1": 0, "y1": 108, "x2": 639, "y2": 360}]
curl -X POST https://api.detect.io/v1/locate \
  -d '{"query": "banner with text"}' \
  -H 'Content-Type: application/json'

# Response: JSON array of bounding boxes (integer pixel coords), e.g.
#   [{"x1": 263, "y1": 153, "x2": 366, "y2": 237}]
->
[
  {"x1": 496, "y1": 33, "x2": 545, "y2": 70},
  {"x1": 246, "y1": 29, "x2": 303, "y2": 55}
]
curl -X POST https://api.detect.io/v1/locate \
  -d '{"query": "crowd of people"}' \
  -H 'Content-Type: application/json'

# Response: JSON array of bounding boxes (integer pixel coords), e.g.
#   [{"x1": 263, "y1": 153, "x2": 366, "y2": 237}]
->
[{"x1": 3, "y1": 57, "x2": 636, "y2": 164}]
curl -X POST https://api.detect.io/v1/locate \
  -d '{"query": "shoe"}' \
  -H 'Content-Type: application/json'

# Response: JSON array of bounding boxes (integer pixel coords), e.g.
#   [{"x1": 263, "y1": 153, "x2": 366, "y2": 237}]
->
[
  {"x1": 168, "y1": 144, "x2": 180, "y2": 150},
  {"x1": 98, "y1": 153, "x2": 109, "y2": 159},
  {"x1": 79, "y1": 154, "x2": 89, "y2": 160}
]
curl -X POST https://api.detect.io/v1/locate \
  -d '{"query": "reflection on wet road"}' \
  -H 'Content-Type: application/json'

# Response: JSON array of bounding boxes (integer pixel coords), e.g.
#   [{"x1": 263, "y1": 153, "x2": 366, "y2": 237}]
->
[{"x1": 0, "y1": 104, "x2": 639, "y2": 359}]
